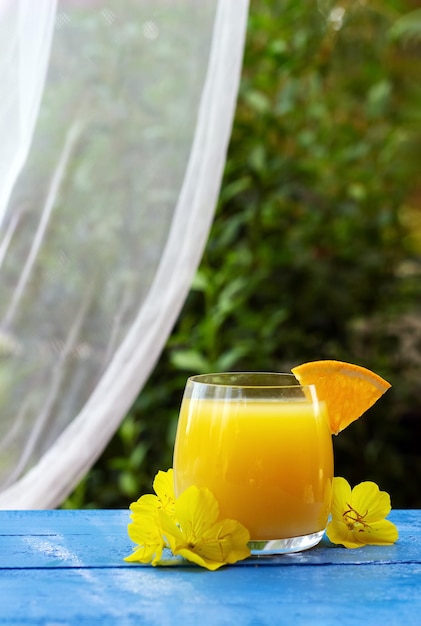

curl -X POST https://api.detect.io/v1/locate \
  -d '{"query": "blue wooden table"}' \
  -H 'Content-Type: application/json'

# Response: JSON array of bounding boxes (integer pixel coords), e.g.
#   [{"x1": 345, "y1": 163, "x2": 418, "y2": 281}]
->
[{"x1": 1, "y1": 509, "x2": 420, "y2": 625}]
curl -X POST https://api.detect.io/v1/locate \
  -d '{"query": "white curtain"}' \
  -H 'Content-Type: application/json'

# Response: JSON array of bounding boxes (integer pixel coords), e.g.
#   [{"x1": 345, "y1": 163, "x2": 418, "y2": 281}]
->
[{"x1": 0, "y1": 0, "x2": 249, "y2": 509}]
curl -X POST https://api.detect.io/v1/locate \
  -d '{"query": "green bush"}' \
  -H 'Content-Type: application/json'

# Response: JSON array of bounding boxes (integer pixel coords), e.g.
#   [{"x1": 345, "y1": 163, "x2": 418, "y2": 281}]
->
[{"x1": 63, "y1": 0, "x2": 421, "y2": 510}]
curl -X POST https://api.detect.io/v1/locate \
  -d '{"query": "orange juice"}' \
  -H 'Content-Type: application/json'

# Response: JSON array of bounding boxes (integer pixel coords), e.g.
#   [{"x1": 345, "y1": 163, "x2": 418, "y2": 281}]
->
[{"x1": 173, "y1": 397, "x2": 333, "y2": 540}]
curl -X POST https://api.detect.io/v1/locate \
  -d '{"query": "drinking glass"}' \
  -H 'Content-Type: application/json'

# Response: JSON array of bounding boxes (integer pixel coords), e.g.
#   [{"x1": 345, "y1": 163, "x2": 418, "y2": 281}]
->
[{"x1": 173, "y1": 372, "x2": 333, "y2": 555}]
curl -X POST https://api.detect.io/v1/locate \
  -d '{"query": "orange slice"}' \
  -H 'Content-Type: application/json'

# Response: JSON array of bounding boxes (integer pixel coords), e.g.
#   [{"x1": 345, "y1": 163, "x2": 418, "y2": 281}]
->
[{"x1": 291, "y1": 360, "x2": 391, "y2": 435}]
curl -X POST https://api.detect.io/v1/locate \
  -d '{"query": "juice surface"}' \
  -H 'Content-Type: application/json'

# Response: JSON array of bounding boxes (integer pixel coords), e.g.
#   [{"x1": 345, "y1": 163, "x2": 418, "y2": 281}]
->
[{"x1": 173, "y1": 397, "x2": 333, "y2": 540}]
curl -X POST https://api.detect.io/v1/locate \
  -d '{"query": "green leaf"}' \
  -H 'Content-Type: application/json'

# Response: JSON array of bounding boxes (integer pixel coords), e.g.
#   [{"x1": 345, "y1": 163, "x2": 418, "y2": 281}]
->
[
  {"x1": 170, "y1": 350, "x2": 211, "y2": 373},
  {"x1": 389, "y1": 9, "x2": 421, "y2": 43}
]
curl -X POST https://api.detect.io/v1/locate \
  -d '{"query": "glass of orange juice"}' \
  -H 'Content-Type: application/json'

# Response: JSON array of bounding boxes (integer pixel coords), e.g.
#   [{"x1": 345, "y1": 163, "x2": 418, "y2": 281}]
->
[{"x1": 173, "y1": 372, "x2": 333, "y2": 555}]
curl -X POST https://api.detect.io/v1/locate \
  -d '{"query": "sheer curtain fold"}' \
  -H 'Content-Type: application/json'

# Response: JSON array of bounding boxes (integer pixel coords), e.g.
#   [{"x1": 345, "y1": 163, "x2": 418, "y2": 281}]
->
[
  {"x1": 0, "y1": 0, "x2": 249, "y2": 509},
  {"x1": 0, "y1": 0, "x2": 57, "y2": 228}
]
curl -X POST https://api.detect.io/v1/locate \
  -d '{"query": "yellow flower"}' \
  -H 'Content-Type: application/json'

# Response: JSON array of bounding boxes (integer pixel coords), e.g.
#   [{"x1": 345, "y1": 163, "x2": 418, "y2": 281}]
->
[
  {"x1": 129, "y1": 468, "x2": 175, "y2": 518},
  {"x1": 125, "y1": 469, "x2": 175, "y2": 565},
  {"x1": 125, "y1": 513, "x2": 165, "y2": 566},
  {"x1": 125, "y1": 470, "x2": 250, "y2": 570},
  {"x1": 159, "y1": 485, "x2": 251, "y2": 570},
  {"x1": 326, "y1": 477, "x2": 398, "y2": 549}
]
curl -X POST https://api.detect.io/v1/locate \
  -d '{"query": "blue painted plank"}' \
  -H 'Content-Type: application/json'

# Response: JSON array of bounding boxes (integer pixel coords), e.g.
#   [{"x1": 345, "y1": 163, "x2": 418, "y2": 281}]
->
[
  {"x1": 0, "y1": 509, "x2": 130, "y2": 569},
  {"x1": 1, "y1": 510, "x2": 419, "y2": 569},
  {"x1": 1, "y1": 510, "x2": 421, "y2": 625},
  {"x1": 1, "y1": 561, "x2": 421, "y2": 625},
  {"x1": 0, "y1": 508, "x2": 128, "y2": 535}
]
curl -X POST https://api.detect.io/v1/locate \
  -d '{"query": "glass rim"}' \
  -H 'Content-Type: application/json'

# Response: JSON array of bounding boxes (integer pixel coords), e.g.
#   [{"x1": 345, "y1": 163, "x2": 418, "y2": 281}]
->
[{"x1": 187, "y1": 371, "x2": 315, "y2": 390}]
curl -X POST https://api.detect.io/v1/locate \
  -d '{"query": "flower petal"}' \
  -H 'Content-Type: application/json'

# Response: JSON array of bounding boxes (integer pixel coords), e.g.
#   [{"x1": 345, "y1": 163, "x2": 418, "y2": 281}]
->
[
  {"x1": 158, "y1": 509, "x2": 185, "y2": 553},
  {"x1": 351, "y1": 518, "x2": 399, "y2": 546},
  {"x1": 326, "y1": 509, "x2": 398, "y2": 549},
  {"x1": 199, "y1": 519, "x2": 251, "y2": 564},
  {"x1": 351, "y1": 481, "x2": 391, "y2": 522},
  {"x1": 129, "y1": 470, "x2": 176, "y2": 518},
  {"x1": 125, "y1": 516, "x2": 164, "y2": 565},
  {"x1": 159, "y1": 489, "x2": 250, "y2": 569},
  {"x1": 175, "y1": 547, "x2": 226, "y2": 570},
  {"x1": 170, "y1": 520, "x2": 250, "y2": 570},
  {"x1": 153, "y1": 469, "x2": 176, "y2": 515},
  {"x1": 153, "y1": 469, "x2": 174, "y2": 497},
  {"x1": 175, "y1": 486, "x2": 219, "y2": 538},
  {"x1": 125, "y1": 541, "x2": 164, "y2": 565},
  {"x1": 326, "y1": 519, "x2": 364, "y2": 549},
  {"x1": 130, "y1": 494, "x2": 160, "y2": 515},
  {"x1": 330, "y1": 477, "x2": 352, "y2": 522}
]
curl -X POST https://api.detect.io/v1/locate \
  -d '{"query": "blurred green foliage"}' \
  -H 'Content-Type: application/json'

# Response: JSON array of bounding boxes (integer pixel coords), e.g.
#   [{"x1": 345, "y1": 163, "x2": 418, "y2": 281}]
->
[{"x1": 63, "y1": 0, "x2": 421, "y2": 510}]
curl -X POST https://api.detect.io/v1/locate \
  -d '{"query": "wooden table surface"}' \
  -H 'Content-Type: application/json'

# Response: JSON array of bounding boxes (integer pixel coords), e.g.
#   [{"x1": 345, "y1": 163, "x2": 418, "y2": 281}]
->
[{"x1": 1, "y1": 509, "x2": 421, "y2": 625}]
